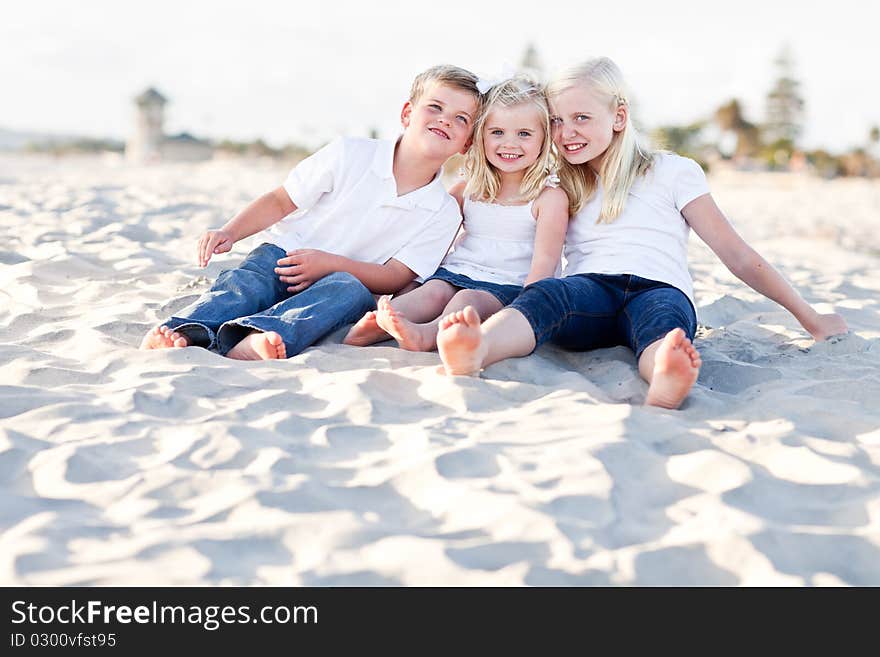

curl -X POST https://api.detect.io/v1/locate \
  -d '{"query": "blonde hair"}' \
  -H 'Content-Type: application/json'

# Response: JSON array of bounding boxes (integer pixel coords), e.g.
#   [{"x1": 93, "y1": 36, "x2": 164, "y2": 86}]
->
[
  {"x1": 409, "y1": 64, "x2": 481, "y2": 105},
  {"x1": 464, "y1": 76, "x2": 554, "y2": 203},
  {"x1": 547, "y1": 57, "x2": 654, "y2": 222}
]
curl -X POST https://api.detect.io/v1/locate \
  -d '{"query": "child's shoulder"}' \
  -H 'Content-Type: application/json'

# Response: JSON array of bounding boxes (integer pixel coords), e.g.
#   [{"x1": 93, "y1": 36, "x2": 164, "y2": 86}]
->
[
  {"x1": 533, "y1": 184, "x2": 569, "y2": 216},
  {"x1": 536, "y1": 183, "x2": 569, "y2": 204},
  {"x1": 650, "y1": 151, "x2": 705, "y2": 178}
]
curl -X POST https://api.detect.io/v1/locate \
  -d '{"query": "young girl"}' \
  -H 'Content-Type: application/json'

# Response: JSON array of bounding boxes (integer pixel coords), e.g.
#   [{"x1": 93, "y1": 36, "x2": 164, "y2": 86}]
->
[
  {"x1": 436, "y1": 57, "x2": 848, "y2": 409},
  {"x1": 343, "y1": 76, "x2": 569, "y2": 352}
]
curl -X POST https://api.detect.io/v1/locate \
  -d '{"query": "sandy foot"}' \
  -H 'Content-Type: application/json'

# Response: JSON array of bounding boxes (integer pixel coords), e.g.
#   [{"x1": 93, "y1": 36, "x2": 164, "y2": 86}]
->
[
  {"x1": 140, "y1": 326, "x2": 190, "y2": 350},
  {"x1": 436, "y1": 306, "x2": 486, "y2": 375},
  {"x1": 375, "y1": 296, "x2": 435, "y2": 351},
  {"x1": 343, "y1": 309, "x2": 388, "y2": 346},
  {"x1": 227, "y1": 331, "x2": 287, "y2": 360},
  {"x1": 645, "y1": 328, "x2": 702, "y2": 409}
]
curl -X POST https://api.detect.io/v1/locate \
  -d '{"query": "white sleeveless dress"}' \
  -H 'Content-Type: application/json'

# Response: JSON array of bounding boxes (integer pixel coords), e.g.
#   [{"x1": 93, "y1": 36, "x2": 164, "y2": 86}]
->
[{"x1": 439, "y1": 197, "x2": 538, "y2": 286}]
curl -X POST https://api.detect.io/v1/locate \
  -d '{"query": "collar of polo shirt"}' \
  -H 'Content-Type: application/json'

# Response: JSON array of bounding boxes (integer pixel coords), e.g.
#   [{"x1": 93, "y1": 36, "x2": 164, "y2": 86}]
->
[{"x1": 372, "y1": 138, "x2": 446, "y2": 212}]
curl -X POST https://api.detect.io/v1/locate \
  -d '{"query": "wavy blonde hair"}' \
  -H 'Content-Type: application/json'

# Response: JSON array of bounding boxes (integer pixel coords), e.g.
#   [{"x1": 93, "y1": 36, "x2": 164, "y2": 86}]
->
[
  {"x1": 464, "y1": 76, "x2": 554, "y2": 203},
  {"x1": 547, "y1": 57, "x2": 654, "y2": 222}
]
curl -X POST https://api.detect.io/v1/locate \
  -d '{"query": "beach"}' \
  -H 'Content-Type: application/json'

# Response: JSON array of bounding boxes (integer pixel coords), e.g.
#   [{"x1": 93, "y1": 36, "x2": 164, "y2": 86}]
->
[{"x1": 1, "y1": 154, "x2": 878, "y2": 586}]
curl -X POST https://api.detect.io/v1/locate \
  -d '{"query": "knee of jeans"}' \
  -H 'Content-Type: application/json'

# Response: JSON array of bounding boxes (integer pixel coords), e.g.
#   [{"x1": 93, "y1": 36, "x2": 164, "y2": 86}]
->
[
  {"x1": 324, "y1": 271, "x2": 372, "y2": 300},
  {"x1": 323, "y1": 271, "x2": 361, "y2": 286},
  {"x1": 520, "y1": 278, "x2": 568, "y2": 312}
]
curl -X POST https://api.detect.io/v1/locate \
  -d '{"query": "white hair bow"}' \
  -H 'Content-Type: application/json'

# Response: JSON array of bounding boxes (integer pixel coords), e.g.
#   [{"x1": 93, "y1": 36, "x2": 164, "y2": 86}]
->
[{"x1": 475, "y1": 63, "x2": 519, "y2": 94}]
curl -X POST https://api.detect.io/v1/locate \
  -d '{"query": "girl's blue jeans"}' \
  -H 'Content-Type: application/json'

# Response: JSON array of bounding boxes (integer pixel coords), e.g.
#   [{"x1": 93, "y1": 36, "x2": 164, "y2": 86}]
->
[
  {"x1": 162, "y1": 243, "x2": 376, "y2": 357},
  {"x1": 509, "y1": 273, "x2": 697, "y2": 360}
]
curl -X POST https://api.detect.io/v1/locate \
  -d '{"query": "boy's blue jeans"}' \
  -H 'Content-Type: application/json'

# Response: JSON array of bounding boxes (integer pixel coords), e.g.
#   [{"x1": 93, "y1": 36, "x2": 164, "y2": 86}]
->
[{"x1": 162, "y1": 243, "x2": 376, "y2": 357}]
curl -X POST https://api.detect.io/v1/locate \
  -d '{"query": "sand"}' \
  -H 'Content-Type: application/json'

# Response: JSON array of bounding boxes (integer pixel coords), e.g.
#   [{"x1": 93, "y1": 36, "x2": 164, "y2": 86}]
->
[{"x1": 1, "y1": 154, "x2": 878, "y2": 586}]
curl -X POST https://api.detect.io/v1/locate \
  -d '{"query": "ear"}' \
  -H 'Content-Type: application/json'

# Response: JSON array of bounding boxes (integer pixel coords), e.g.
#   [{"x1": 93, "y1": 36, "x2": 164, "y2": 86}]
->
[
  {"x1": 612, "y1": 104, "x2": 628, "y2": 133},
  {"x1": 459, "y1": 136, "x2": 473, "y2": 154},
  {"x1": 400, "y1": 101, "x2": 413, "y2": 129}
]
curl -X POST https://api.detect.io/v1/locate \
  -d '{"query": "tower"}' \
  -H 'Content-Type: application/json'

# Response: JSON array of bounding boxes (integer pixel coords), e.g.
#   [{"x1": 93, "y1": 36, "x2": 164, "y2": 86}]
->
[{"x1": 127, "y1": 87, "x2": 167, "y2": 163}]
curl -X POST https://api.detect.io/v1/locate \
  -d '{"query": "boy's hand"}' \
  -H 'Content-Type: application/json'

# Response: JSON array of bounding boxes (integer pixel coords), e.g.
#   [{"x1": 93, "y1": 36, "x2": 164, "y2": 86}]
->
[
  {"x1": 805, "y1": 312, "x2": 849, "y2": 341},
  {"x1": 276, "y1": 249, "x2": 340, "y2": 293},
  {"x1": 198, "y1": 230, "x2": 234, "y2": 267}
]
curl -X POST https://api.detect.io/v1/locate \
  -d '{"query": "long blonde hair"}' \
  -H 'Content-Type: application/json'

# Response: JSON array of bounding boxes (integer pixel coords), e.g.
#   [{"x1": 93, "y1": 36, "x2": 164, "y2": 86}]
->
[
  {"x1": 464, "y1": 76, "x2": 553, "y2": 203},
  {"x1": 547, "y1": 57, "x2": 654, "y2": 222}
]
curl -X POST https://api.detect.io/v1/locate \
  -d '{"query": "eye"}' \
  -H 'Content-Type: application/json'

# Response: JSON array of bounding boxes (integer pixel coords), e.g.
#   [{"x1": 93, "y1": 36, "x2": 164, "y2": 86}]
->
[
  {"x1": 518, "y1": 131, "x2": 532, "y2": 138},
  {"x1": 456, "y1": 115, "x2": 469, "y2": 124},
  {"x1": 490, "y1": 129, "x2": 503, "y2": 136},
  {"x1": 576, "y1": 114, "x2": 590, "y2": 122},
  {"x1": 549, "y1": 117, "x2": 562, "y2": 126},
  {"x1": 428, "y1": 103, "x2": 442, "y2": 111}
]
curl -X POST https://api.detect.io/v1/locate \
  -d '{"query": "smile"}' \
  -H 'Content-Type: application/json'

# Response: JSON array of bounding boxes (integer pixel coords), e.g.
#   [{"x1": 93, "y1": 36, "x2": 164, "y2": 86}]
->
[
  {"x1": 429, "y1": 127, "x2": 450, "y2": 140},
  {"x1": 563, "y1": 143, "x2": 587, "y2": 152},
  {"x1": 497, "y1": 153, "x2": 523, "y2": 160}
]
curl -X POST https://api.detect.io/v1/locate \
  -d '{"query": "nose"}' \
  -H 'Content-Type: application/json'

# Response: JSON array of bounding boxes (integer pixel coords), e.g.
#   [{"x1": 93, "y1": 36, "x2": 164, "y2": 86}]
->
[{"x1": 554, "y1": 121, "x2": 574, "y2": 141}]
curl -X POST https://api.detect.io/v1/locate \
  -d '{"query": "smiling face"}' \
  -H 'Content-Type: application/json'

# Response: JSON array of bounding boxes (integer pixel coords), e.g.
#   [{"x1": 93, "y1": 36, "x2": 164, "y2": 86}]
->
[
  {"x1": 481, "y1": 102, "x2": 545, "y2": 174},
  {"x1": 401, "y1": 82, "x2": 478, "y2": 161},
  {"x1": 550, "y1": 85, "x2": 626, "y2": 170}
]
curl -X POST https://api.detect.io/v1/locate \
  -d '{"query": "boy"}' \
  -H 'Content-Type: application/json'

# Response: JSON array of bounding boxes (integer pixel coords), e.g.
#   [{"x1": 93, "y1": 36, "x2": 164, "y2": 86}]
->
[{"x1": 141, "y1": 65, "x2": 481, "y2": 360}]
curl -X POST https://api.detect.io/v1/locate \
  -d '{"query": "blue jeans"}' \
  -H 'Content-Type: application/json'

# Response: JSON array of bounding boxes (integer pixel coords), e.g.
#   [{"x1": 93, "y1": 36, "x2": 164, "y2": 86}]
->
[
  {"x1": 509, "y1": 274, "x2": 697, "y2": 359},
  {"x1": 162, "y1": 243, "x2": 376, "y2": 357},
  {"x1": 425, "y1": 267, "x2": 524, "y2": 306}
]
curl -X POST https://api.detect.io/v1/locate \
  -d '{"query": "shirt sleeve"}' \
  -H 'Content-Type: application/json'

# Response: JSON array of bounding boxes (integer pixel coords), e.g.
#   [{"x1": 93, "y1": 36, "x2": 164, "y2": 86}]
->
[
  {"x1": 282, "y1": 137, "x2": 344, "y2": 212},
  {"x1": 390, "y1": 200, "x2": 464, "y2": 282},
  {"x1": 673, "y1": 156, "x2": 711, "y2": 211}
]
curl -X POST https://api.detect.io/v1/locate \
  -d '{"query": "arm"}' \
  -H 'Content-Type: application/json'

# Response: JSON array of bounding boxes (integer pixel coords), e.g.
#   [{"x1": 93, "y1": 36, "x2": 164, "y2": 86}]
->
[
  {"x1": 524, "y1": 187, "x2": 569, "y2": 286},
  {"x1": 275, "y1": 251, "x2": 416, "y2": 295},
  {"x1": 682, "y1": 194, "x2": 848, "y2": 340},
  {"x1": 448, "y1": 180, "x2": 467, "y2": 214},
  {"x1": 198, "y1": 186, "x2": 296, "y2": 266}
]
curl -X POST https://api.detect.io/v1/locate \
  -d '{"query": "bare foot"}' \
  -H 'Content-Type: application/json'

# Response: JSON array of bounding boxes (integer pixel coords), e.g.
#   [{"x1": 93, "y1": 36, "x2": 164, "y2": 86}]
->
[
  {"x1": 375, "y1": 295, "x2": 436, "y2": 351},
  {"x1": 140, "y1": 325, "x2": 189, "y2": 350},
  {"x1": 436, "y1": 306, "x2": 486, "y2": 375},
  {"x1": 343, "y1": 309, "x2": 388, "y2": 346},
  {"x1": 227, "y1": 331, "x2": 287, "y2": 360},
  {"x1": 645, "y1": 328, "x2": 701, "y2": 409}
]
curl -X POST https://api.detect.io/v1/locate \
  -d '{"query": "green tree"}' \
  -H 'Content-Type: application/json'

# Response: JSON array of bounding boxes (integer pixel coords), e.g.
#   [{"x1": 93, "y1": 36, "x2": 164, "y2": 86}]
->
[{"x1": 764, "y1": 45, "x2": 804, "y2": 145}]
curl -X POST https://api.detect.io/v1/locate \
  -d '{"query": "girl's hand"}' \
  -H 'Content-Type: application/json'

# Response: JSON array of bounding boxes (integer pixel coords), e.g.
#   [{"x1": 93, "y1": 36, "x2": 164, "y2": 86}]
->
[
  {"x1": 197, "y1": 229, "x2": 233, "y2": 267},
  {"x1": 275, "y1": 249, "x2": 340, "y2": 293},
  {"x1": 805, "y1": 312, "x2": 849, "y2": 341}
]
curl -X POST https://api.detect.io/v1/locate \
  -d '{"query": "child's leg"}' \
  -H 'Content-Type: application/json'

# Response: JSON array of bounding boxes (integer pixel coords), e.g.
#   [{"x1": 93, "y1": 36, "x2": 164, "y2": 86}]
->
[
  {"x1": 437, "y1": 306, "x2": 537, "y2": 374},
  {"x1": 637, "y1": 331, "x2": 702, "y2": 409},
  {"x1": 141, "y1": 243, "x2": 287, "y2": 350},
  {"x1": 217, "y1": 271, "x2": 376, "y2": 359},
  {"x1": 343, "y1": 280, "x2": 458, "y2": 346},
  {"x1": 621, "y1": 283, "x2": 701, "y2": 409},
  {"x1": 437, "y1": 276, "x2": 618, "y2": 374},
  {"x1": 379, "y1": 288, "x2": 503, "y2": 352}
]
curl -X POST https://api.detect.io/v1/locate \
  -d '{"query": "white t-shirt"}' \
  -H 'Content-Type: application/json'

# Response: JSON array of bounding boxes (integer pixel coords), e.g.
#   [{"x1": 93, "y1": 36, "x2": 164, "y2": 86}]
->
[
  {"x1": 266, "y1": 136, "x2": 462, "y2": 281},
  {"x1": 563, "y1": 152, "x2": 710, "y2": 306}
]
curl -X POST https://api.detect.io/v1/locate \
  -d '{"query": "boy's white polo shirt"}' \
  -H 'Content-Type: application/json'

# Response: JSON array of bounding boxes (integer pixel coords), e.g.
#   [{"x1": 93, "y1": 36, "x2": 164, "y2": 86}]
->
[{"x1": 266, "y1": 136, "x2": 462, "y2": 281}]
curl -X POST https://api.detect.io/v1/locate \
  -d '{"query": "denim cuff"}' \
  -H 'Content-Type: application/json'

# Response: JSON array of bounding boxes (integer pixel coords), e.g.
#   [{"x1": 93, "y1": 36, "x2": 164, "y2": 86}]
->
[{"x1": 161, "y1": 320, "x2": 215, "y2": 349}]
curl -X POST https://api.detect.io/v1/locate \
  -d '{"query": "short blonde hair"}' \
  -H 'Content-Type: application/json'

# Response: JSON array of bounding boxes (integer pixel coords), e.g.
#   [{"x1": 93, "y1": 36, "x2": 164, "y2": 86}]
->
[
  {"x1": 464, "y1": 76, "x2": 554, "y2": 203},
  {"x1": 547, "y1": 57, "x2": 654, "y2": 221},
  {"x1": 409, "y1": 65, "x2": 481, "y2": 105}
]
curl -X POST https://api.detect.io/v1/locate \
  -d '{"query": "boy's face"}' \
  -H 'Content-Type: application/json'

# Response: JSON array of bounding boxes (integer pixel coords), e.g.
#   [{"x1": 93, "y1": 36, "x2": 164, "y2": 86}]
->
[{"x1": 400, "y1": 82, "x2": 478, "y2": 161}]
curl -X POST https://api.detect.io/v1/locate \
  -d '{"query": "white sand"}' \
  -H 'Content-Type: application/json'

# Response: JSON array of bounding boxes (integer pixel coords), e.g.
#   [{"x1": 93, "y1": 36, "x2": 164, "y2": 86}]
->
[{"x1": 1, "y1": 154, "x2": 878, "y2": 586}]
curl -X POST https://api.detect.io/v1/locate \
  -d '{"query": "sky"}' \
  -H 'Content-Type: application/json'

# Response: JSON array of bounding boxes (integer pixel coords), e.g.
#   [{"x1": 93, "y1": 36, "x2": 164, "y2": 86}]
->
[{"x1": 2, "y1": 0, "x2": 878, "y2": 151}]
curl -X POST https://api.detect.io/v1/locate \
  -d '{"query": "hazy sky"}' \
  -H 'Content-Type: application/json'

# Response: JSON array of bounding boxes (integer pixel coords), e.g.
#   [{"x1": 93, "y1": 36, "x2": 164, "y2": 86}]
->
[{"x1": 2, "y1": 0, "x2": 878, "y2": 150}]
